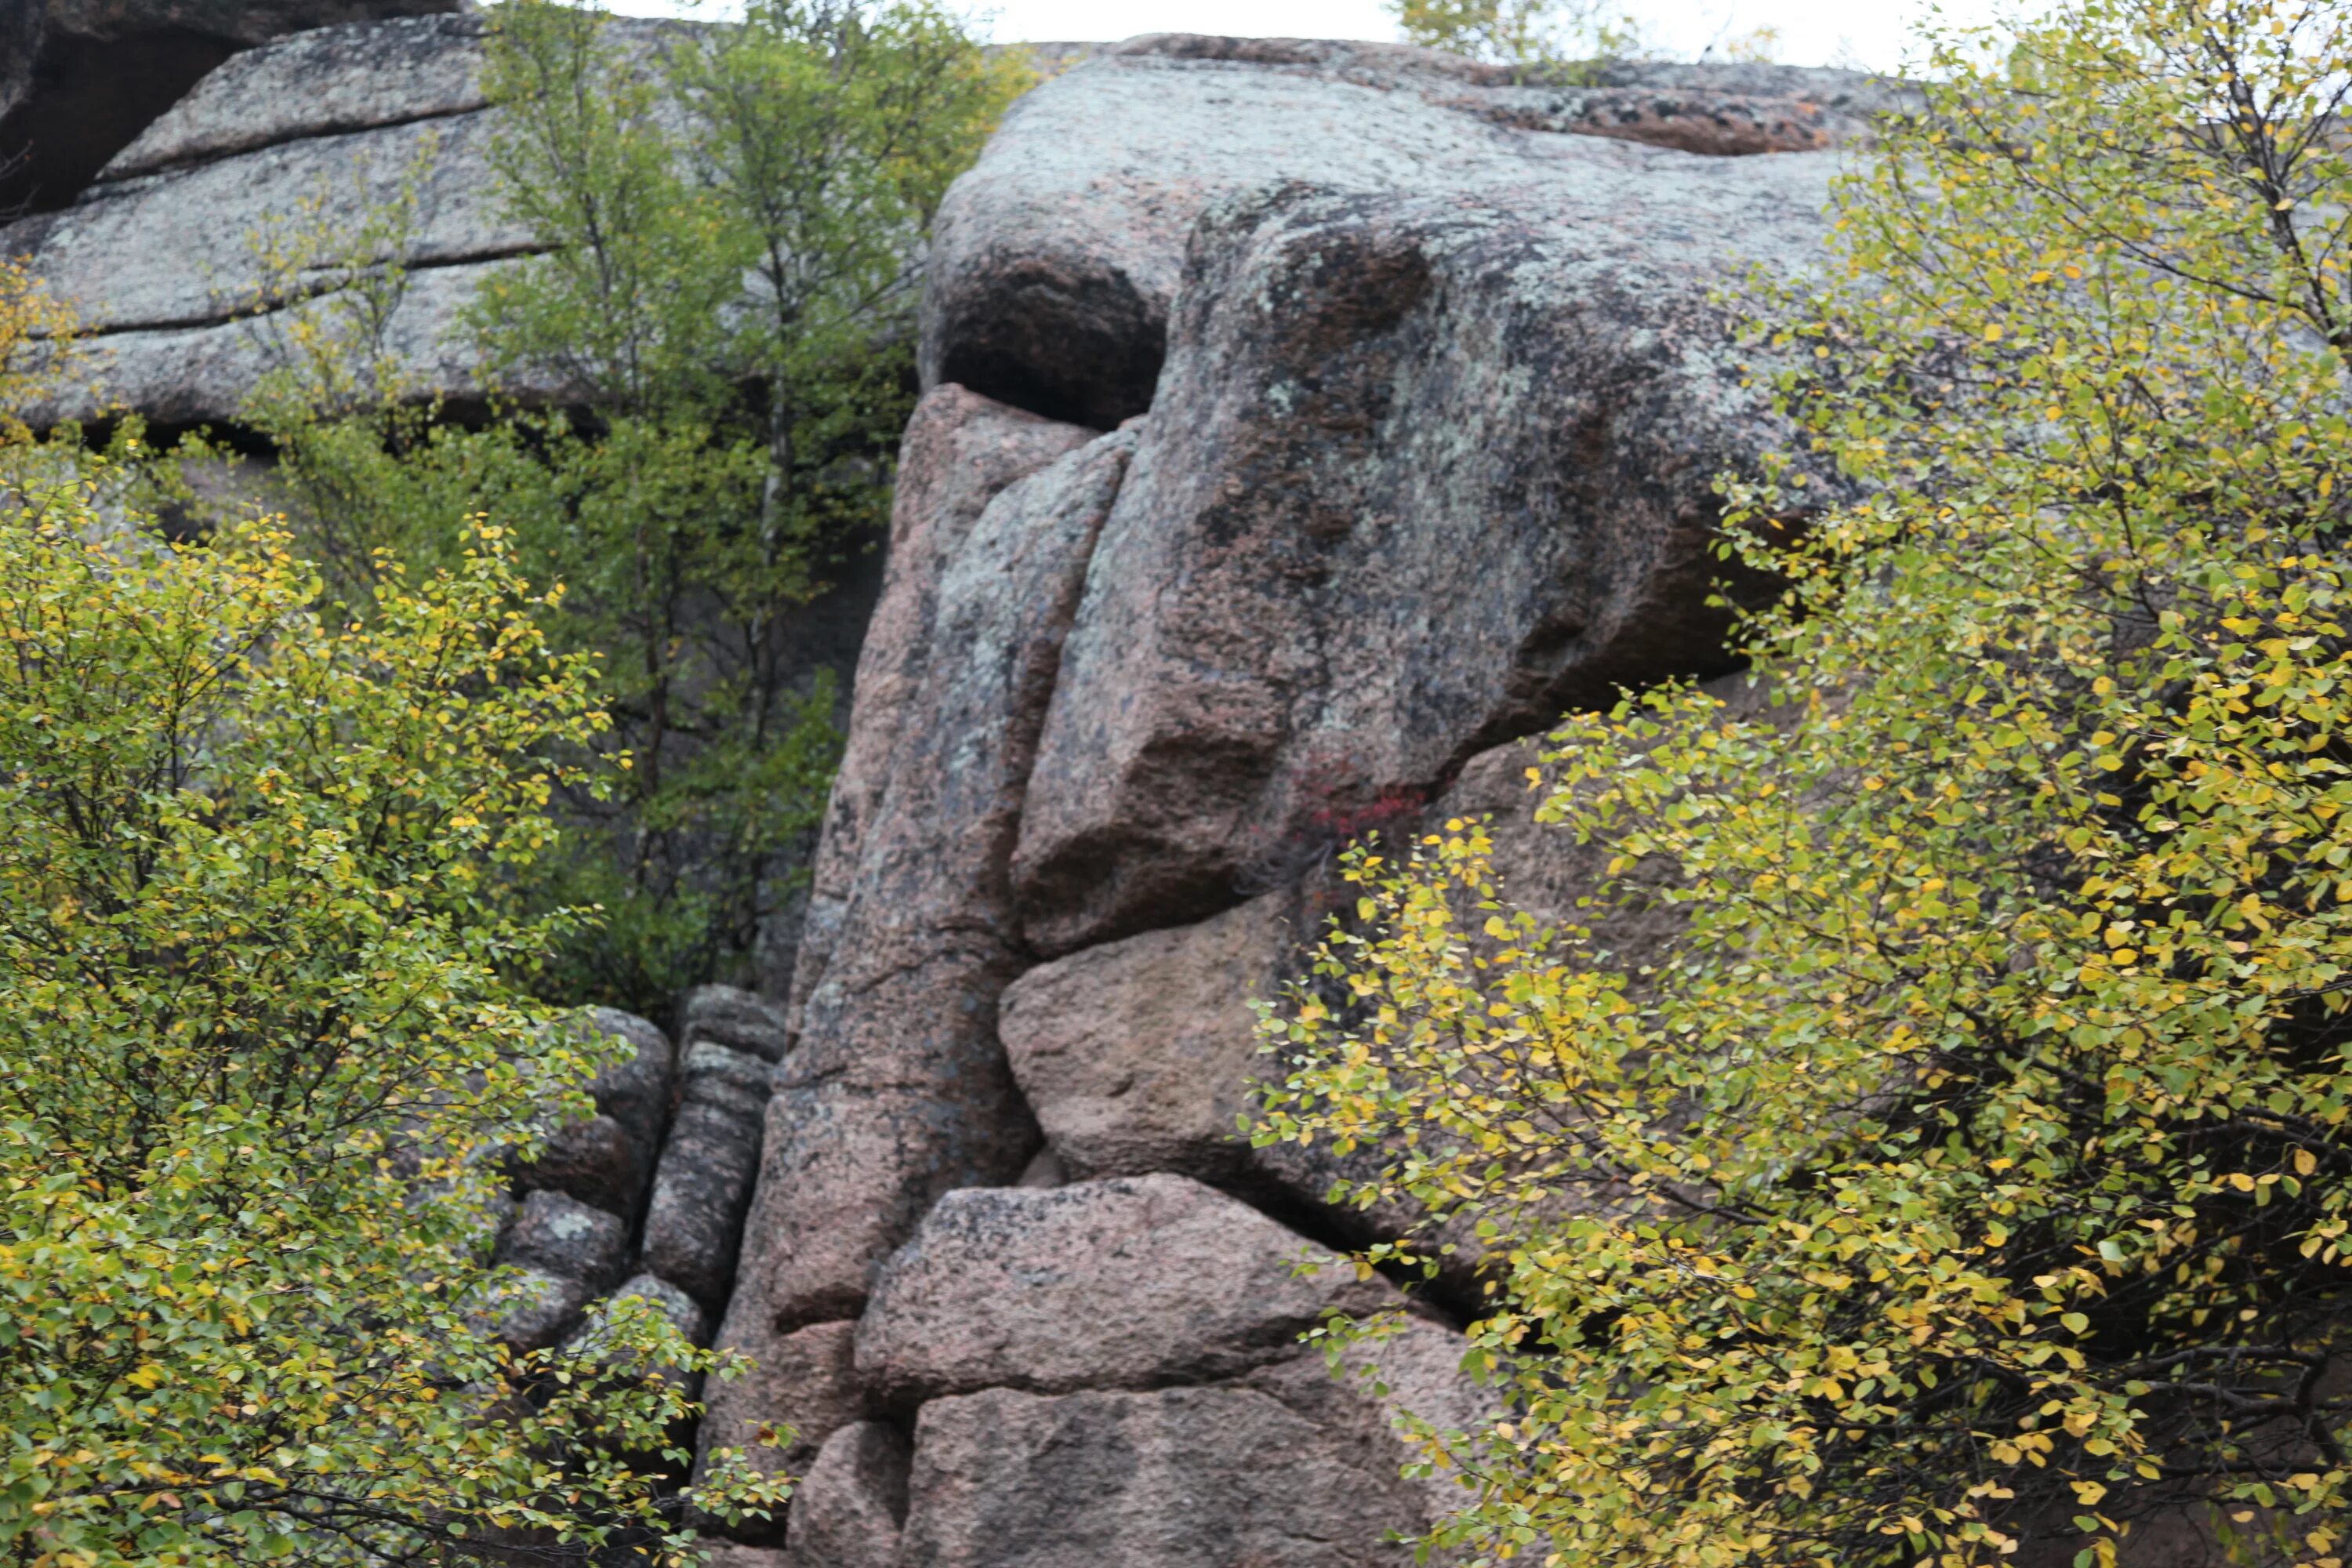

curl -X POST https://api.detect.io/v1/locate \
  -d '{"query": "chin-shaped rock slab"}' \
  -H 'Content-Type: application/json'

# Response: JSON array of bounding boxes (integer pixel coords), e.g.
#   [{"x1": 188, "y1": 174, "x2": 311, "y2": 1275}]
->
[{"x1": 855, "y1": 1174, "x2": 1395, "y2": 1408}]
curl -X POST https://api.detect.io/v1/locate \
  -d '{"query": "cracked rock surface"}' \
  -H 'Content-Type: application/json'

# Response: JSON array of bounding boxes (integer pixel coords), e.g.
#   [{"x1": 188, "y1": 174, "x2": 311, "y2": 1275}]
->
[
  {"x1": 23, "y1": 24, "x2": 1881, "y2": 1565},
  {"x1": 1, "y1": 12, "x2": 691, "y2": 426}
]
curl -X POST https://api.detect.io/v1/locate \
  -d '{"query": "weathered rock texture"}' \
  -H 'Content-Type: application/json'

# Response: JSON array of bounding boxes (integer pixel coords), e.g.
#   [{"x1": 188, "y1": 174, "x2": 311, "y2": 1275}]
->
[
  {"x1": 519, "y1": 1008, "x2": 675, "y2": 1220},
  {"x1": 0, "y1": 11, "x2": 696, "y2": 428},
  {"x1": 1009, "y1": 166, "x2": 1831, "y2": 955},
  {"x1": 783, "y1": 386, "x2": 1099, "y2": 1044},
  {"x1": 700, "y1": 34, "x2": 1865, "y2": 1563},
  {"x1": 16, "y1": 20, "x2": 1899, "y2": 1564},
  {"x1": 692, "y1": 1312, "x2": 874, "y2": 1545},
  {"x1": 783, "y1": 1421, "x2": 911, "y2": 1568},
  {"x1": 998, "y1": 708, "x2": 1743, "y2": 1220},
  {"x1": 739, "y1": 418, "x2": 1136, "y2": 1328},
  {"x1": 485, "y1": 1008, "x2": 681, "y2": 1351},
  {"x1": 499, "y1": 1189, "x2": 631, "y2": 1295},
  {"x1": 898, "y1": 1341, "x2": 1473, "y2": 1568},
  {"x1": 857, "y1": 1175, "x2": 1395, "y2": 1407},
  {"x1": 998, "y1": 894, "x2": 1293, "y2": 1185},
  {"x1": 642, "y1": 1040, "x2": 771, "y2": 1311},
  {"x1": 0, "y1": 2, "x2": 457, "y2": 215},
  {"x1": 680, "y1": 985, "x2": 793, "y2": 1064},
  {"x1": 920, "y1": 35, "x2": 1889, "y2": 428}
]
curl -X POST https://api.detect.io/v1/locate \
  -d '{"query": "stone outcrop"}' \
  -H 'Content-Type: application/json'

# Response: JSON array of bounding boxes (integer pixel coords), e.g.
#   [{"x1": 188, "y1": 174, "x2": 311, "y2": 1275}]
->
[
  {"x1": 783, "y1": 386, "x2": 1098, "y2": 1044},
  {"x1": 518, "y1": 1007, "x2": 675, "y2": 1220},
  {"x1": 0, "y1": 1, "x2": 457, "y2": 215},
  {"x1": 739, "y1": 416, "x2": 1136, "y2": 1329},
  {"x1": 784, "y1": 1421, "x2": 911, "y2": 1568},
  {"x1": 699, "y1": 35, "x2": 1860, "y2": 1562},
  {"x1": 920, "y1": 35, "x2": 1888, "y2": 428},
  {"x1": 641, "y1": 1040, "x2": 771, "y2": 1312},
  {"x1": 12, "y1": 19, "x2": 1892, "y2": 1563},
  {"x1": 0, "y1": 11, "x2": 696, "y2": 429},
  {"x1": 693, "y1": 1313, "x2": 874, "y2": 1545},
  {"x1": 1007, "y1": 163, "x2": 1831, "y2": 955}
]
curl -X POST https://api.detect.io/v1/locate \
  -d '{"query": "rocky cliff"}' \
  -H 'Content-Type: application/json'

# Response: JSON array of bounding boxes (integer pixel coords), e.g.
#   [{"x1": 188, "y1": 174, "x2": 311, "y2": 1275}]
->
[
  {"x1": 0, "y1": 1, "x2": 459, "y2": 215},
  {"x1": 703, "y1": 35, "x2": 1863, "y2": 1564},
  {"x1": 0, "y1": 10, "x2": 688, "y2": 427},
  {"x1": 0, "y1": 20, "x2": 1873, "y2": 1563}
]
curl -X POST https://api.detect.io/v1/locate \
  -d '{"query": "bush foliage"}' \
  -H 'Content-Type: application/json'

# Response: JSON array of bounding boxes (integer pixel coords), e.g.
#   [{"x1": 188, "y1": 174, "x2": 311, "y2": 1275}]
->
[
  {"x1": 0, "y1": 271, "x2": 786, "y2": 1566},
  {"x1": 1259, "y1": 2, "x2": 2352, "y2": 1565}
]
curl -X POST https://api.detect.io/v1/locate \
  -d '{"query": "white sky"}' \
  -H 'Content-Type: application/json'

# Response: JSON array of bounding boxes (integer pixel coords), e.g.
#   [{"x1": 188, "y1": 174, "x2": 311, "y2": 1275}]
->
[{"x1": 601, "y1": 0, "x2": 2018, "y2": 74}]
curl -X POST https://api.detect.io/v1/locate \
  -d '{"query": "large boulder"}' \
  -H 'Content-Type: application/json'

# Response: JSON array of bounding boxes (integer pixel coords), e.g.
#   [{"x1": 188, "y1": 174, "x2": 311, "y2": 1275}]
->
[
  {"x1": 678, "y1": 985, "x2": 793, "y2": 1064},
  {"x1": 783, "y1": 385, "x2": 1099, "y2": 1043},
  {"x1": 517, "y1": 1009, "x2": 676, "y2": 1221},
  {"x1": 895, "y1": 1316, "x2": 1486, "y2": 1568},
  {"x1": 920, "y1": 35, "x2": 1890, "y2": 428},
  {"x1": 1007, "y1": 167, "x2": 1833, "y2": 954},
  {"x1": 997, "y1": 892, "x2": 1291, "y2": 1187},
  {"x1": 1000, "y1": 701, "x2": 1774, "y2": 1284},
  {"x1": 784, "y1": 1421, "x2": 911, "y2": 1568},
  {"x1": 480, "y1": 1266, "x2": 600, "y2": 1355},
  {"x1": 855, "y1": 1174, "x2": 1394, "y2": 1408},
  {"x1": 736, "y1": 422, "x2": 1137, "y2": 1329},
  {"x1": 0, "y1": 1, "x2": 456, "y2": 215},
  {"x1": 996, "y1": 841, "x2": 1497, "y2": 1295},
  {"x1": 1000, "y1": 715, "x2": 1715, "y2": 1189},
  {"x1": 497, "y1": 1189, "x2": 631, "y2": 1295}
]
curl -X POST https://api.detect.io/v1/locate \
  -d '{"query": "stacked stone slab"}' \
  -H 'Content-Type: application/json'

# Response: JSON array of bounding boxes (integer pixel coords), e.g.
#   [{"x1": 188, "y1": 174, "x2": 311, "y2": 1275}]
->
[
  {"x1": 488, "y1": 1009, "x2": 676, "y2": 1351},
  {"x1": 483, "y1": 998, "x2": 777, "y2": 1373},
  {"x1": 697, "y1": 34, "x2": 1869, "y2": 1566}
]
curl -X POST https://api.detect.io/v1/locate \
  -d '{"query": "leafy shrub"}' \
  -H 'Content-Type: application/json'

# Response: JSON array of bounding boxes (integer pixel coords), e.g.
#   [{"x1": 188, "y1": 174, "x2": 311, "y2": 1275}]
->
[
  {"x1": 0, "y1": 273, "x2": 787, "y2": 1566},
  {"x1": 1258, "y1": 3, "x2": 2352, "y2": 1564}
]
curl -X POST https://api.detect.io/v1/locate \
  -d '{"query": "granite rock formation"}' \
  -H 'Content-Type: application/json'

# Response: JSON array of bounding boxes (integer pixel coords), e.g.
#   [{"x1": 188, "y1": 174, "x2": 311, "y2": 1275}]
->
[
  {"x1": 642, "y1": 1040, "x2": 773, "y2": 1312},
  {"x1": 695, "y1": 35, "x2": 1857, "y2": 1560},
  {"x1": 919, "y1": 35, "x2": 1891, "y2": 428},
  {"x1": 738, "y1": 417, "x2": 1136, "y2": 1329},
  {"x1": 694, "y1": 1316, "x2": 873, "y2": 1546},
  {"x1": 785, "y1": 1421, "x2": 913, "y2": 1568},
  {"x1": 0, "y1": 0, "x2": 457, "y2": 215},
  {"x1": 4, "y1": 19, "x2": 1890, "y2": 1564},
  {"x1": 855, "y1": 1175, "x2": 1398, "y2": 1406},
  {"x1": 0, "y1": 11, "x2": 692, "y2": 428}
]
